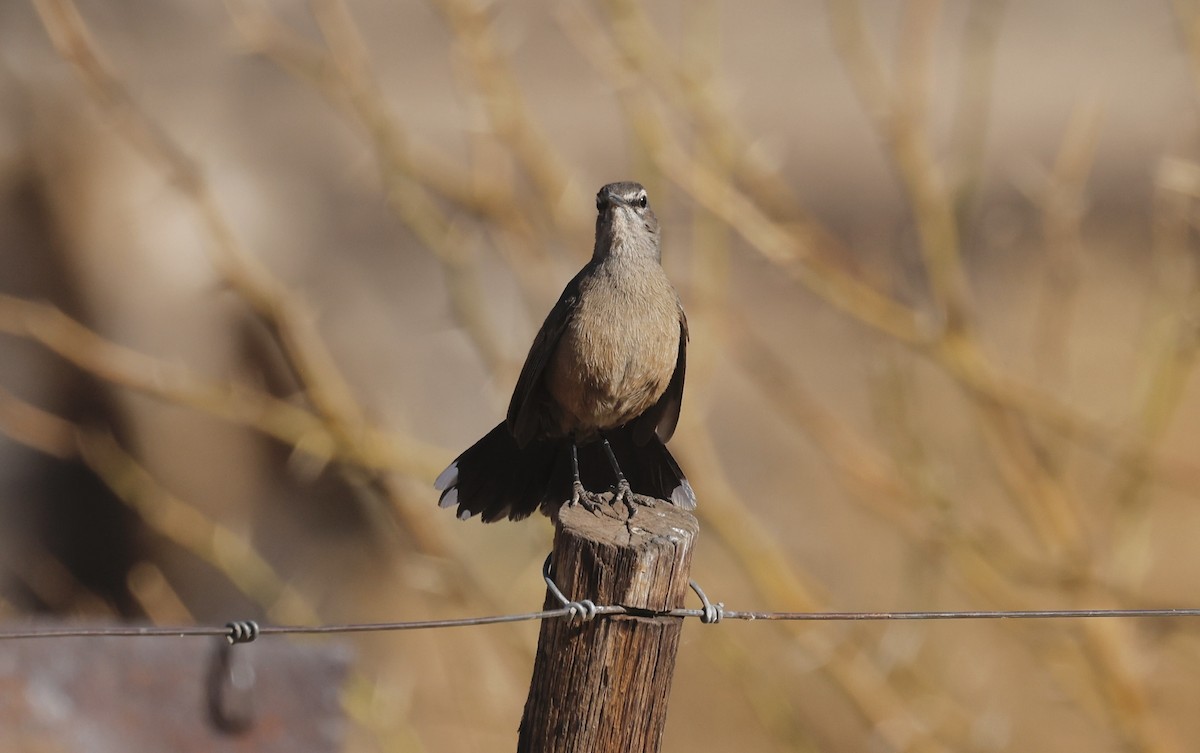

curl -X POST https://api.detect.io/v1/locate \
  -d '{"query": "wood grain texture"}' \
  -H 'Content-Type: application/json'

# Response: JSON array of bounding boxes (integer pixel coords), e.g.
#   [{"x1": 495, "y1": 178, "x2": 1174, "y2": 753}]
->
[{"x1": 518, "y1": 500, "x2": 698, "y2": 753}]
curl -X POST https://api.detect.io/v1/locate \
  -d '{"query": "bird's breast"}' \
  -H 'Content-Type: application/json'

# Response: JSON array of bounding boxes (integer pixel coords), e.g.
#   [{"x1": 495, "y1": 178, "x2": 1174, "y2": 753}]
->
[{"x1": 546, "y1": 264, "x2": 680, "y2": 436}]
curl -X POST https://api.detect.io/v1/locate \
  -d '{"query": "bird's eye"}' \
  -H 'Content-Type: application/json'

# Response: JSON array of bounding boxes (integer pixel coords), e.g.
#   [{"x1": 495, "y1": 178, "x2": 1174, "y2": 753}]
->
[
  {"x1": 596, "y1": 196, "x2": 604, "y2": 212},
  {"x1": 637, "y1": 194, "x2": 648, "y2": 209}
]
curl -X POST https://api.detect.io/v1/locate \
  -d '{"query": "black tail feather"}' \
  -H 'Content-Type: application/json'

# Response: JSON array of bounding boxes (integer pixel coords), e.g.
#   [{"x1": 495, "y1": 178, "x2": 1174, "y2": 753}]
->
[
  {"x1": 436, "y1": 424, "x2": 694, "y2": 522},
  {"x1": 436, "y1": 423, "x2": 560, "y2": 522}
]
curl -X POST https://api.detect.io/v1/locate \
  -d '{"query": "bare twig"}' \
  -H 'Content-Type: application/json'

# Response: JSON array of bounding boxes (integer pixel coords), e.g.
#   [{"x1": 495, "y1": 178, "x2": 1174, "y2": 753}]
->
[
  {"x1": 30, "y1": 0, "x2": 456, "y2": 555},
  {"x1": 829, "y1": 0, "x2": 973, "y2": 335},
  {"x1": 947, "y1": 0, "x2": 1008, "y2": 214},
  {"x1": 0, "y1": 294, "x2": 445, "y2": 479},
  {"x1": 78, "y1": 430, "x2": 322, "y2": 625},
  {"x1": 307, "y1": 0, "x2": 514, "y2": 375},
  {"x1": 1031, "y1": 97, "x2": 1104, "y2": 387},
  {"x1": 0, "y1": 380, "x2": 318, "y2": 622},
  {"x1": 0, "y1": 382, "x2": 76, "y2": 459},
  {"x1": 673, "y1": 420, "x2": 962, "y2": 753},
  {"x1": 429, "y1": 0, "x2": 590, "y2": 233}
]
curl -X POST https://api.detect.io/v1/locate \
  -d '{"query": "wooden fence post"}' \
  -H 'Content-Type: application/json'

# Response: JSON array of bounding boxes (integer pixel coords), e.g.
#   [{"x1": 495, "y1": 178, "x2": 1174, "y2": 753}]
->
[{"x1": 517, "y1": 499, "x2": 699, "y2": 753}]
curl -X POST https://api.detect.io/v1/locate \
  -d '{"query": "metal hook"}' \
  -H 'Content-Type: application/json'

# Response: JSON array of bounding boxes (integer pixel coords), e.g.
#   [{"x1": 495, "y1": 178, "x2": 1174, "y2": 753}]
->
[
  {"x1": 542, "y1": 554, "x2": 598, "y2": 621},
  {"x1": 206, "y1": 620, "x2": 259, "y2": 733},
  {"x1": 688, "y1": 580, "x2": 724, "y2": 624}
]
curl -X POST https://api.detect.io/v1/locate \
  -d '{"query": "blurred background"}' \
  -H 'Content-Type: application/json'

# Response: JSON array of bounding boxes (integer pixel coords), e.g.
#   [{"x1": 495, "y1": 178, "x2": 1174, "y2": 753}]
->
[{"x1": 2, "y1": 0, "x2": 1200, "y2": 750}]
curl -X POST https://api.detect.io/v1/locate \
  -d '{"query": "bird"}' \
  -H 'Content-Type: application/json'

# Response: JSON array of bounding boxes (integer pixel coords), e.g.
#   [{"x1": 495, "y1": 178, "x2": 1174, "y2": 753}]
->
[{"x1": 434, "y1": 181, "x2": 695, "y2": 522}]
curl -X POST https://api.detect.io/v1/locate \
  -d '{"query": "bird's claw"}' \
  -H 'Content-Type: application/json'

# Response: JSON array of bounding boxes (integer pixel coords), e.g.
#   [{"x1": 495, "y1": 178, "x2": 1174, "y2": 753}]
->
[
  {"x1": 612, "y1": 479, "x2": 633, "y2": 505},
  {"x1": 568, "y1": 480, "x2": 656, "y2": 519},
  {"x1": 570, "y1": 481, "x2": 604, "y2": 514},
  {"x1": 612, "y1": 480, "x2": 656, "y2": 518}
]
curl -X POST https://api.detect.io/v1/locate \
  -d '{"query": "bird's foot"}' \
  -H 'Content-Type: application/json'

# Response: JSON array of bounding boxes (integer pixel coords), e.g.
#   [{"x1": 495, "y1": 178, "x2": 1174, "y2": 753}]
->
[
  {"x1": 569, "y1": 481, "x2": 604, "y2": 514},
  {"x1": 630, "y1": 492, "x2": 658, "y2": 508},
  {"x1": 612, "y1": 480, "x2": 657, "y2": 518},
  {"x1": 567, "y1": 481, "x2": 656, "y2": 519},
  {"x1": 612, "y1": 479, "x2": 633, "y2": 518},
  {"x1": 612, "y1": 479, "x2": 633, "y2": 505}
]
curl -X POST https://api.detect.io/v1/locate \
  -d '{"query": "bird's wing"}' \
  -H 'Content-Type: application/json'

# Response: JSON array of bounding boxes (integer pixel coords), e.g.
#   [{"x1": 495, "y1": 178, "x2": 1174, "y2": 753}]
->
[
  {"x1": 505, "y1": 266, "x2": 587, "y2": 447},
  {"x1": 632, "y1": 307, "x2": 688, "y2": 445}
]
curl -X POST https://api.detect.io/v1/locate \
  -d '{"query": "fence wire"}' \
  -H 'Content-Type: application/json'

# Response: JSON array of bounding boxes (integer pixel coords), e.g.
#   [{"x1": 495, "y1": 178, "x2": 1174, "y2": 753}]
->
[{"x1": 4, "y1": 606, "x2": 1200, "y2": 642}]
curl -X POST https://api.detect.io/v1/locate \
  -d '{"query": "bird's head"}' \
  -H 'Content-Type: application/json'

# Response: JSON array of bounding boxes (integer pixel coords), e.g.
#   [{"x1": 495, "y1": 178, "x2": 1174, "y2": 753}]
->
[{"x1": 593, "y1": 181, "x2": 660, "y2": 261}]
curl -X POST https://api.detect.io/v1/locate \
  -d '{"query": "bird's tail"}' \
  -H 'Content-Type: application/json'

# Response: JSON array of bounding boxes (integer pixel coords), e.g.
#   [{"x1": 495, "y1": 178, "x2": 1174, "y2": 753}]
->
[
  {"x1": 435, "y1": 424, "x2": 696, "y2": 523},
  {"x1": 435, "y1": 423, "x2": 562, "y2": 522}
]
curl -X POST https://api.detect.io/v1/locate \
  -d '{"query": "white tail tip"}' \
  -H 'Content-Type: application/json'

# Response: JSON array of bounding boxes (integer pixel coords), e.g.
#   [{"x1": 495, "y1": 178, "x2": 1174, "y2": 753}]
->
[{"x1": 434, "y1": 462, "x2": 458, "y2": 491}]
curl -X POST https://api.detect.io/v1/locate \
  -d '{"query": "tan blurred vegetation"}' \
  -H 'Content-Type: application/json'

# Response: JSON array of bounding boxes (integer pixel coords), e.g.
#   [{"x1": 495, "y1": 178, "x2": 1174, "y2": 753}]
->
[{"x1": 2, "y1": 0, "x2": 1200, "y2": 750}]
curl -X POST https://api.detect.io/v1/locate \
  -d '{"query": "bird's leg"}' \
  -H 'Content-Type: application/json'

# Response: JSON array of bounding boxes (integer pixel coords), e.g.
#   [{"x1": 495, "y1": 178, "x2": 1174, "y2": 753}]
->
[
  {"x1": 569, "y1": 440, "x2": 600, "y2": 511},
  {"x1": 600, "y1": 436, "x2": 637, "y2": 514}
]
